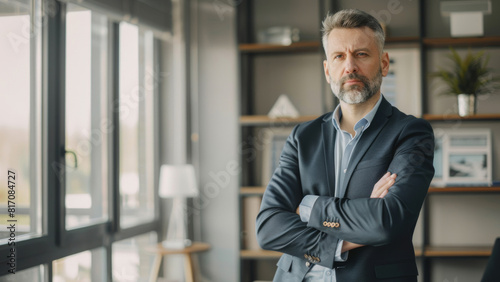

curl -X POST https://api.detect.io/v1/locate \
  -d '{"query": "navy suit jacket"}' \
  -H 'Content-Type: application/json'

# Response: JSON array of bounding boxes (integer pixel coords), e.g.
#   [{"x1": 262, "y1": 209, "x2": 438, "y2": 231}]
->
[{"x1": 256, "y1": 98, "x2": 435, "y2": 281}]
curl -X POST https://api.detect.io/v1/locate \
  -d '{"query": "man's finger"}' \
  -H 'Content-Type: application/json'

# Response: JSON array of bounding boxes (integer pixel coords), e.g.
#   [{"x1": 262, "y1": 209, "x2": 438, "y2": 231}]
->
[
  {"x1": 371, "y1": 173, "x2": 397, "y2": 198},
  {"x1": 373, "y1": 172, "x2": 391, "y2": 190},
  {"x1": 373, "y1": 179, "x2": 394, "y2": 197}
]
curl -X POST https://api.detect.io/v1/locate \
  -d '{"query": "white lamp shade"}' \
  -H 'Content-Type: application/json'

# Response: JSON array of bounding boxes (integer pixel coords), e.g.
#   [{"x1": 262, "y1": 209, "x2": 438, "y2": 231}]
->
[{"x1": 159, "y1": 164, "x2": 199, "y2": 198}]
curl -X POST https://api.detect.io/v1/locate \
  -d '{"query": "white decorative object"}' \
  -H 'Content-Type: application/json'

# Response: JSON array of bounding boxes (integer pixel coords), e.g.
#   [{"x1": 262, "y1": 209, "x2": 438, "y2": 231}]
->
[
  {"x1": 450, "y1": 12, "x2": 483, "y2": 37},
  {"x1": 159, "y1": 164, "x2": 199, "y2": 249},
  {"x1": 440, "y1": 1, "x2": 491, "y2": 38},
  {"x1": 257, "y1": 26, "x2": 300, "y2": 45},
  {"x1": 268, "y1": 94, "x2": 299, "y2": 118},
  {"x1": 457, "y1": 94, "x2": 476, "y2": 117}
]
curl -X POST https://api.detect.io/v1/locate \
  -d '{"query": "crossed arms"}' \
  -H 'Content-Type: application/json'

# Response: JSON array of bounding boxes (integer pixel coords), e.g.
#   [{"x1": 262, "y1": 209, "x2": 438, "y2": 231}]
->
[
  {"x1": 256, "y1": 117, "x2": 435, "y2": 268},
  {"x1": 295, "y1": 172, "x2": 397, "y2": 253}
]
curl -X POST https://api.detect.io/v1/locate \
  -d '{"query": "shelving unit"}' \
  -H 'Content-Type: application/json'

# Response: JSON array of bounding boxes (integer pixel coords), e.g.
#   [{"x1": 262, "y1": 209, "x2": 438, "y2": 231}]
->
[
  {"x1": 423, "y1": 113, "x2": 500, "y2": 277},
  {"x1": 421, "y1": 183, "x2": 500, "y2": 281},
  {"x1": 237, "y1": 1, "x2": 500, "y2": 281},
  {"x1": 237, "y1": 1, "x2": 329, "y2": 280}
]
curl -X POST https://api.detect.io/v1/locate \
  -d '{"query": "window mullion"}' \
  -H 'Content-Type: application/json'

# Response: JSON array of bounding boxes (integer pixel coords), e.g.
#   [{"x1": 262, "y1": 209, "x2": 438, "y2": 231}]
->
[
  {"x1": 30, "y1": 0, "x2": 43, "y2": 238},
  {"x1": 45, "y1": 0, "x2": 67, "y2": 246},
  {"x1": 110, "y1": 21, "x2": 121, "y2": 233}
]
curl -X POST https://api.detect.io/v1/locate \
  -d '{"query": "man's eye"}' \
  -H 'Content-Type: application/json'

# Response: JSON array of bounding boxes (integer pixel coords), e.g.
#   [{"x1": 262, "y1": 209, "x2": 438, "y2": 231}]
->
[
  {"x1": 334, "y1": 54, "x2": 343, "y2": 59},
  {"x1": 357, "y1": 52, "x2": 368, "y2": 57}
]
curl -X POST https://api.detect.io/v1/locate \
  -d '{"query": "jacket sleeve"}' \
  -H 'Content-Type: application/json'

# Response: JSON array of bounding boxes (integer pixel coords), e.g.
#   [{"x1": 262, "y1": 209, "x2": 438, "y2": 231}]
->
[
  {"x1": 307, "y1": 118, "x2": 435, "y2": 246},
  {"x1": 256, "y1": 124, "x2": 341, "y2": 269}
]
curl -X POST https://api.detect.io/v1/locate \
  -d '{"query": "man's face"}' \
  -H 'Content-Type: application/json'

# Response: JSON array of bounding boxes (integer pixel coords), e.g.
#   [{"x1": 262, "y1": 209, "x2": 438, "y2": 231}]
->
[{"x1": 323, "y1": 27, "x2": 389, "y2": 104}]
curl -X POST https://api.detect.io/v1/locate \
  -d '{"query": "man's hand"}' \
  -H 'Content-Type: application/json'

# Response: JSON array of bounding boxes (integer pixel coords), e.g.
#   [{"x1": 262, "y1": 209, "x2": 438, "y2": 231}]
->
[
  {"x1": 371, "y1": 171, "x2": 397, "y2": 198},
  {"x1": 342, "y1": 172, "x2": 397, "y2": 252}
]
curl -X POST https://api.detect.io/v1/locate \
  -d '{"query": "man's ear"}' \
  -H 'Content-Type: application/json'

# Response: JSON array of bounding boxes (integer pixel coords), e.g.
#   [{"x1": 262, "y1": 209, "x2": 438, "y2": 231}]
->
[
  {"x1": 323, "y1": 60, "x2": 331, "y2": 83},
  {"x1": 381, "y1": 52, "x2": 390, "y2": 77}
]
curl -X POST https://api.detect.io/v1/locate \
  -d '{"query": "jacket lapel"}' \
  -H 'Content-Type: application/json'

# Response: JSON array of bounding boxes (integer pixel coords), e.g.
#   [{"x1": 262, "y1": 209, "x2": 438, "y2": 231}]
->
[
  {"x1": 321, "y1": 113, "x2": 336, "y2": 197},
  {"x1": 340, "y1": 98, "x2": 393, "y2": 196}
]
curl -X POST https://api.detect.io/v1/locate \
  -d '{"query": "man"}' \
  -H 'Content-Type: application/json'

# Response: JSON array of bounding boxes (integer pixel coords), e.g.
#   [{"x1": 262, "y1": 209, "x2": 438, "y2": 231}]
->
[{"x1": 256, "y1": 9, "x2": 434, "y2": 282}]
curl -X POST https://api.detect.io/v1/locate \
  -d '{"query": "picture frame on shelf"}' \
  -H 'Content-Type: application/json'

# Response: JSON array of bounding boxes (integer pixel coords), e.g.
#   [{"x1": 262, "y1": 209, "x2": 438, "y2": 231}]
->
[
  {"x1": 431, "y1": 128, "x2": 492, "y2": 187},
  {"x1": 260, "y1": 128, "x2": 293, "y2": 186},
  {"x1": 431, "y1": 134, "x2": 444, "y2": 186}
]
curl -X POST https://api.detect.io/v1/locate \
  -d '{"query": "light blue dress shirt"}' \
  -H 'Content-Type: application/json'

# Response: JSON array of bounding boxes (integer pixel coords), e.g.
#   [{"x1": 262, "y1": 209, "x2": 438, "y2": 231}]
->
[{"x1": 299, "y1": 95, "x2": 383, "y2": 281}]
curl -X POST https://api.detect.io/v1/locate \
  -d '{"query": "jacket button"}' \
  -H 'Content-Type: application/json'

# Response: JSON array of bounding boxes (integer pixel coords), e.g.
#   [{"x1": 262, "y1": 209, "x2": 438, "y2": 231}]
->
[{"x1": 305, "y1": 262, "x2": 311, "y2": 267}]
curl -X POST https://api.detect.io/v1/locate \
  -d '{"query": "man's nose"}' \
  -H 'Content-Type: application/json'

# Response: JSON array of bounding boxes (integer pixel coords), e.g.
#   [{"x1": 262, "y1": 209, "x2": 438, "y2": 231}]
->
[{"x1": 345, "y1": 55, "x2": 358, "y2": 74}]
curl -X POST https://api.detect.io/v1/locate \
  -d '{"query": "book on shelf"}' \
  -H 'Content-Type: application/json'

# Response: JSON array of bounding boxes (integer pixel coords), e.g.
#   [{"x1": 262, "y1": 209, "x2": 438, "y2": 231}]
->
[{"x1": 242, "y1": 196, "x2": 263, "y2": 250}]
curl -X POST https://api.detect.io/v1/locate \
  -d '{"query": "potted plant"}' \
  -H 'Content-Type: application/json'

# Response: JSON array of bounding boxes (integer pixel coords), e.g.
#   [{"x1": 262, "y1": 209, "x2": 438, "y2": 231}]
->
[{"x1": 430, "y1": 47, "x2": 499, "y2": 116}]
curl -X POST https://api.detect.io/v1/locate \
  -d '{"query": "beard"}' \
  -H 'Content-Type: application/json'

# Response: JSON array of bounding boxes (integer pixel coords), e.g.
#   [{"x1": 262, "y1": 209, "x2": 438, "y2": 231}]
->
[{"x1": 330, "y1": 68, "x2": 383, "y2": 104}]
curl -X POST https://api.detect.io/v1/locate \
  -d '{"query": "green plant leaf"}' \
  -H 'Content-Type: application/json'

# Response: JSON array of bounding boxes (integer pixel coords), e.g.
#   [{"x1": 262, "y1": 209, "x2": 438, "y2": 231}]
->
[{"x1": 429, "y1": 47, "x2": 499, "y2": 96}]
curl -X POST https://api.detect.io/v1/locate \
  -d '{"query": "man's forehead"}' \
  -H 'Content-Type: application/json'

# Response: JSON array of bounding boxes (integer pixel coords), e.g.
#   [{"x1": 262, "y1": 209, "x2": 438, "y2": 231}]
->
[{"x1": 327, "y1": 27, "x2": 376, "y2": 49}]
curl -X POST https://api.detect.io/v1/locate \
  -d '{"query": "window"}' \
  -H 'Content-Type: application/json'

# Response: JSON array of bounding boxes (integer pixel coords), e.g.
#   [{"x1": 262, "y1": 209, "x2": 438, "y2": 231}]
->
[
  {"x1": 112, "y1": 232, "x2": 157, "y2": 281},
  {"x1": 0, "y1": 0, "x2": 43, "y2": 242},
  {"x1": 64, "y1": 3, "x2": 109, "y2": 230},
  {"x1": 0, "y1": 265, "x2": 45, "y2": 281},
  {"x1": 0, "y1": 0, "x2": 165, "y2": 279},
  {"x1": 118, "y1": 22, "x2": 156, "y2": 228},
  {"x1": 53, "y1": 248, "x2": 106, "y2": 281}
]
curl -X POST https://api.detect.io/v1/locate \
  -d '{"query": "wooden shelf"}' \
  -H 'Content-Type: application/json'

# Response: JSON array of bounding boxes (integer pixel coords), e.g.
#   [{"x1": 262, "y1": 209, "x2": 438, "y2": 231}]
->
[
  {"x1": 240, "y1": 247, "x2": 491, "y2": 259},
  {"x1": 240, "y1": 186, "x2": 266, "y2": 195},
  {"x1": 240, "y1": 249, "x2": 282, "y2": 259},
  {"x1": 428, "y1": 186, "x2": 500, "y2": 193},
  {"x1": 239, "y1": 37, "x2": 419, "y2": 53},
  {"x1": 240, "y1": 115, "x2": 319, "y2": 126},
  {"x1": 385, "y1": 36, "x2": 420, "y2": 48},
  {"x1": 424, "y1": 246, "x2": 492, "y2": 257},
  {"x1": 423, "y1": 36, "x2": 500, "y2": 47},
  {"x1": 423, "y1": 113, "x2": 500, "y2": 121},
  {"x1": 239, "y1": 41, "x2": 321, "y2": 53},
  {"x1": 386, "y1": 36, "x2": 420, "y2": 43},
  {"x1": 415, "y1": 248, "x2": 423, "y2": 257}
]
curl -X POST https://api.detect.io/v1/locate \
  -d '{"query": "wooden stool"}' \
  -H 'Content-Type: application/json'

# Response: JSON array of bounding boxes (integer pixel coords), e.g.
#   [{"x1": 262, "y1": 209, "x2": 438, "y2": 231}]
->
[{"x1": 147, "y1": 242, "x2": 210, "y2": 282}]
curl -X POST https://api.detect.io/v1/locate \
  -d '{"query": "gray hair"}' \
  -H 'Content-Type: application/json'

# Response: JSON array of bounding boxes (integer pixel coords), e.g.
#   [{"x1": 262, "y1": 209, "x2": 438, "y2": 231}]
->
[{"x1": 321, "y1": 9, "x2": 385, "y2": 56}]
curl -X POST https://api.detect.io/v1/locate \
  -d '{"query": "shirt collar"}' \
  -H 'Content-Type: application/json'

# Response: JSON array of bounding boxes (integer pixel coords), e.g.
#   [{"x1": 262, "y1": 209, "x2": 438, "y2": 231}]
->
[{"x1": 332, "y1": 94, "x2": 383, "y2": 133}]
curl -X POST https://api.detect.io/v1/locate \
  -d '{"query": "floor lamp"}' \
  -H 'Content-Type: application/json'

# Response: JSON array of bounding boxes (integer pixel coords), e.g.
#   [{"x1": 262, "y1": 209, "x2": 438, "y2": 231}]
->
[{"x1": 159, "y1": 164, "x2": 199, "y2": 249}]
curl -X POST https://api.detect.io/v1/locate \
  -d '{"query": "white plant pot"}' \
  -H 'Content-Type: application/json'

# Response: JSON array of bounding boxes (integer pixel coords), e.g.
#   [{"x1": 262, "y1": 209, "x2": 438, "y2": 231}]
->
[{"x1": 457, "y1": 94, "x2": 476, "y2": 117}]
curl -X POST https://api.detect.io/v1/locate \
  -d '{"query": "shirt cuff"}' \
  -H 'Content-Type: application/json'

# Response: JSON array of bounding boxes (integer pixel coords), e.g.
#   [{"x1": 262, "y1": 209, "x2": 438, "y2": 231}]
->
[
  {"x1": 335, "y1": 240, "x2": 349, "y2": 262},
  {"x1": 299, "y1": 195, "x2": 319, "y2": 223}
]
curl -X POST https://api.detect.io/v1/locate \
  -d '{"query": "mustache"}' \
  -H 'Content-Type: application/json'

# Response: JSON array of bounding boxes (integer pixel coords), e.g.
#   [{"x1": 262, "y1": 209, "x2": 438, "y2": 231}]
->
[{"x1": 340, "y1": 73, "x2": 369, "y2": 86}]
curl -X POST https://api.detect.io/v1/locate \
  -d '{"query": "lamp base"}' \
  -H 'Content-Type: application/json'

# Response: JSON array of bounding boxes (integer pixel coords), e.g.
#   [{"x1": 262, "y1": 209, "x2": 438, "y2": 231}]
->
[{"x1": 162, "y1": 239, "x2": 193, "y2": 249}]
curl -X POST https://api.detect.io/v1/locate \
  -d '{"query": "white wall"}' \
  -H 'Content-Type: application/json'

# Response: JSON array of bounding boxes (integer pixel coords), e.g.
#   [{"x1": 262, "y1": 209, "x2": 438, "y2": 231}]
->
[{"x1": 191, "y1": 0, "x2": 240, "y2": 281}]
